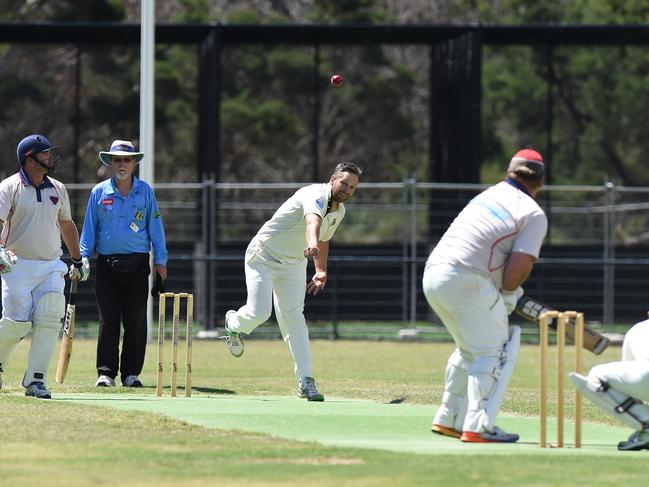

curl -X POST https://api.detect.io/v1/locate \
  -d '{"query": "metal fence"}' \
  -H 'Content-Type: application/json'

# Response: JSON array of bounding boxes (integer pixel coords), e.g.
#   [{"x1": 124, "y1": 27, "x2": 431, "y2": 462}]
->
[{"x1": 57, "y1": 180, "x2": 649, "y2": 332}]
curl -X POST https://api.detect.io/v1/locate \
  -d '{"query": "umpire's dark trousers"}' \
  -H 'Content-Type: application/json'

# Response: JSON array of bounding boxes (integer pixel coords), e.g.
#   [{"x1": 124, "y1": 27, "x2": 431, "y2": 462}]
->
[{"x1": 95, "y1": 253, "x2": 150, "y2": 383}]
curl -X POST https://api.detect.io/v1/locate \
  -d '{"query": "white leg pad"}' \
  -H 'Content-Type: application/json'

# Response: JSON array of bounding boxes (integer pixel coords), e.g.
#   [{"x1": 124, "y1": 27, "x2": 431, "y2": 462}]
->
[
  {"x1": 570, "y1": 372, "x2": 649, "y2": 430},
  {"x1": 22, "y1": 292, "x2": 65, "y2": 387},
  {"x1": 433, "y1": 348, "x2": 471, "y2": 431},
  {"x1": 0, "y1": 317, "x2": 32, "y2": 372},
  {"x1": 464, "y1": 326, "x2": 520, "y2": 432}
]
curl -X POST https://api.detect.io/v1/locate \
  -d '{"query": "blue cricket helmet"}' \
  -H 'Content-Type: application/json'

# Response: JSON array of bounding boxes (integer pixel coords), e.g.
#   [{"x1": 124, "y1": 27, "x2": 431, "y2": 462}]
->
[{"x1": 16, "y1": 134, "x2": 58, "y2": 165}]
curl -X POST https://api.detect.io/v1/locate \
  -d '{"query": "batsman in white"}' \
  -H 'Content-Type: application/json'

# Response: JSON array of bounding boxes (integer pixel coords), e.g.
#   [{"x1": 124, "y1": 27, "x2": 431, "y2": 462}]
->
[
  {"x1": 570, "y1": 317, "x2": 649, "y2": 451},
  {"x1": 0, "y1": 134, "x2": 89, "y2": 399},
  {"x1": 423, "y1": 149, "x2": 547, "y2": 443},
  {"x1": 223, "y1": 162, "x2": 362, "y2": 401}
]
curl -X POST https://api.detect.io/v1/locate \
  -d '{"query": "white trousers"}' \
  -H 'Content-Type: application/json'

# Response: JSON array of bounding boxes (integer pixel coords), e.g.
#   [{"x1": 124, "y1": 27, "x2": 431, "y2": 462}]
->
[
  {"x1": 226, "y1": 240, "x2": 312, "y2": 378},
  {"x1": 423, "y1": 263, "x2": 510, "y2": 433},
  {"x1": 589, "y1": 361, "x2": 649, "y2": 402},
  {"x1": 1, "y1": 257, "x2": 67, "y2": 321}
]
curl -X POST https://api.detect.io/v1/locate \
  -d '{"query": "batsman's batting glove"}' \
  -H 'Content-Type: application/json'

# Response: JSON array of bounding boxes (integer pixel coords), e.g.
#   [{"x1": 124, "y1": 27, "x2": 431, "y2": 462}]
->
[
  {"x1": 69, "y1": 256, "x2": 90, "y2": 282},
  {"x1": 501, "y1": 286, "x2": 524, "y2": 315},
  {"x1": 151, "y1": 271, "x2": 166, "y2": 297},
  {"x1": 0, "y1": 246, "x2": 17, "y2": 275}
]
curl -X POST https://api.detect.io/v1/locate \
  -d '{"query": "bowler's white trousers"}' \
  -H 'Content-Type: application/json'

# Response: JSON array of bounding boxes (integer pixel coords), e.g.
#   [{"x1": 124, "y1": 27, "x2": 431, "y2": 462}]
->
[
  {"x1": 226, "y1": 239, "x2": 312, "y2": 378},
  {"x1": 423, "y1": 263, "x2": 510, "y2": 433}
]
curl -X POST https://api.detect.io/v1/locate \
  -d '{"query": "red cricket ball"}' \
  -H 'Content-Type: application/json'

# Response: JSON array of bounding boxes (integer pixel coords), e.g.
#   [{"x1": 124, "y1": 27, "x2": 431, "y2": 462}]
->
[{"x1": 330, "y1": 74, "x2": 344, "y2": 87}]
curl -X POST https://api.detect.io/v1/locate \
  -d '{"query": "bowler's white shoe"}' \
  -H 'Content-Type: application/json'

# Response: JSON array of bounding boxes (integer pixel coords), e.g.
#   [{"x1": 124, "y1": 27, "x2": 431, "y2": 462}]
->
[
  {"x1": 224, "y1": 310, "x2": 244, "y2": 358},
  {"x1": 298, "y1": 377, "x2": 325, "y2": 402}
]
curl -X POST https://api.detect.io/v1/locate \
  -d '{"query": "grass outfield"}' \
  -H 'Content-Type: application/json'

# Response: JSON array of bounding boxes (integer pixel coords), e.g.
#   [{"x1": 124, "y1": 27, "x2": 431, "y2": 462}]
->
[{"x1": 1, "y1": 338, "x2": 647, "y2": 486}]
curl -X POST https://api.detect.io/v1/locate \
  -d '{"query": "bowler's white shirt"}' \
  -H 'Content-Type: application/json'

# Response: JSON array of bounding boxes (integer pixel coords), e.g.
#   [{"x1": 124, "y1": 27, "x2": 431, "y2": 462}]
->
[
  {"x1": 427, "y1": 180, "x2": 547, "y2": 288},
  {"x1": 255, "y1": 182, "x2": 345, "y2": 263},
  {"x1": 0, "y1": 171, "x2": 71, "y2": 260}
]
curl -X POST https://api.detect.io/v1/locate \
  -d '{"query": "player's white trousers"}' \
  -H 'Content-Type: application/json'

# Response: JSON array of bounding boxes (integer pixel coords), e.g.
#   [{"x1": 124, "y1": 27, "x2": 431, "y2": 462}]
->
[
  {"x1": 423, "y1": 264, "x2": 510, "y2": 433},
  {"x1": 0, "y1": 257, "x2": 66, "y2": 386},
  {"x1": 1, "y1": 257, "x2": 66, "y2": 320},
  {"x1": 227, "y1": 240, "x2": 312, "y2": 378},
  {"x1": 589, "y1": 361, "x2": 649, "y2": 402}
]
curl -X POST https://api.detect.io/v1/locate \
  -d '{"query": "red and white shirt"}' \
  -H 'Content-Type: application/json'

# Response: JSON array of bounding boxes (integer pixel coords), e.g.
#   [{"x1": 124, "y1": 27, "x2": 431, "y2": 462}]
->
[{"x1": 427, "y1": 180, "x2": 547, "y2": 288}]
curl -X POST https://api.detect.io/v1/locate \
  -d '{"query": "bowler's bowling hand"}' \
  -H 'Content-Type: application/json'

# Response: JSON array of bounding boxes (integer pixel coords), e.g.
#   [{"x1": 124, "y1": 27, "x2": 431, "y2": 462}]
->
[{"x1": 307, "y1": 271, "x2": 327, "y2": 296}]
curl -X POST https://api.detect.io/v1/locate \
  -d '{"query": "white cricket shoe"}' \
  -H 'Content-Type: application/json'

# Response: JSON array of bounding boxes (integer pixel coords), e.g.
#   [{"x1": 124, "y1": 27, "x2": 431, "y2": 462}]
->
[
  {"x1": 224, "y1": 310, "x2": 244, "y2": 358},
  {"x1": 95, "y1": 375, "x2": 116, "y2": 387}
]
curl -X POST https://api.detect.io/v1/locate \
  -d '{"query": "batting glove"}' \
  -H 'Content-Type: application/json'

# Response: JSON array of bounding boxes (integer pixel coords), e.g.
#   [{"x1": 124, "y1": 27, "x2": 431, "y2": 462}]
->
[
  {"x1": 0, "y1": 246, "x2": 17, "y2": 275},
  {"x1": 501, "y1": 286, "x2": 524, "y2": 315},
  {"x1": 69, "y1": 256, "x2": 90, "y2": 282}
]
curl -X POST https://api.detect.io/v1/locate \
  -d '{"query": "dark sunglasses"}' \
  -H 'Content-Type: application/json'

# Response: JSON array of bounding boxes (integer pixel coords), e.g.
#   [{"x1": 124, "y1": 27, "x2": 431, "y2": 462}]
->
[{"x1": 111, "y1": 157, "x2": 134, "y2": 163}]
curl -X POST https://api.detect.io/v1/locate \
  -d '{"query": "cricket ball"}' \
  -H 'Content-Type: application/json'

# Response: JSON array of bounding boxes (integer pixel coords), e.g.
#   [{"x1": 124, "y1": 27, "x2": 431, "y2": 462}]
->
[{"x1": 330, "y1": 74, "x2": 344, "y2": 87}]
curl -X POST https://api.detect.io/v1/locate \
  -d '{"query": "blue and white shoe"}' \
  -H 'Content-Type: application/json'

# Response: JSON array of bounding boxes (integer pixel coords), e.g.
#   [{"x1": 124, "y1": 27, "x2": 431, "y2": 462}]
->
[
  {"x1": 25, "y1": 381, "x2": 51, "y2": 399},
  {"x1": 224, "y1": 310, "x2": 244, "y2": 358},
  {"x1": 122, "y1": 375, "x2": 143, "y2": 387}
]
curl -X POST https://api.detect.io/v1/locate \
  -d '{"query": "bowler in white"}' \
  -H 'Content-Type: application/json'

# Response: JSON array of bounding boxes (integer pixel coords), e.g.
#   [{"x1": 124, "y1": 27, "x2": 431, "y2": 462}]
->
[{"x1": 223, "y1": 162, "x2": 362, "y2": 401}]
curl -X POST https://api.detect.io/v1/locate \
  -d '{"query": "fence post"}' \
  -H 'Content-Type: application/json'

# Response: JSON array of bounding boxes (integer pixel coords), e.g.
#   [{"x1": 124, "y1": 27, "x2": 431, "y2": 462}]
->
[
  {"x1": 330, "y1": 261, "x2": 339, "y2": 340},
  {"x1": 401, "y1": 179, "x2": 410, "y2": 322},
  {"x1": 409, "y1": 177, "x2": 418, "y2": 325},
  {"x1": 603, "y1": 181, "x2": 616, "y2": 325}
]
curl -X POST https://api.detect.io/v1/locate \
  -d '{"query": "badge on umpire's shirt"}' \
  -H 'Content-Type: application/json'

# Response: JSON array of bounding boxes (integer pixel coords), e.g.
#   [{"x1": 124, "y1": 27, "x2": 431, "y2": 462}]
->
[{"x1": 129, "y1": 222, "x2": 139, "y2": 233}]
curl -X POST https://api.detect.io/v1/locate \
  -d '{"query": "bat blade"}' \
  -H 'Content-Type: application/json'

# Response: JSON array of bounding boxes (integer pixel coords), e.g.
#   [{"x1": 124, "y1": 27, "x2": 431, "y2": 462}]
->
[
  {"x1": 56, "y1": 281, "x2": 77, "y2": 384},
  {"x1": 515, "y1": 295, "x2": 610, "y2": 355}
]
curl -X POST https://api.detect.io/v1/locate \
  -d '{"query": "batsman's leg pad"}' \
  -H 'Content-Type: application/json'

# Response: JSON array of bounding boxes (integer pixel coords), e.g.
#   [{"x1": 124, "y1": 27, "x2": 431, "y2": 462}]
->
[
  {"x1": 569, "y1": 372, "x2": 649, "y2": 430},
  {"x1": 22, "y1": 292, "x2": 65, "y2": 387},
  {"x1": 0, "y1": 317, "x2": 32, "y2": 372},
  {"x1": 464, "y1": 326, "x2": 520, "y2": 432},
  {"x1": 433, "y1": 348, "x2": 471, "y2": 432}
]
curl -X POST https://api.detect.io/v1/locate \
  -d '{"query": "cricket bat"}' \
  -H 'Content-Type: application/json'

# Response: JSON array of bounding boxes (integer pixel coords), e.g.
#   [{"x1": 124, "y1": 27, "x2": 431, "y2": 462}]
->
[
  {"x1": 55, "y1": 280, "x2": 77, "y2": 383},
  {"x1": 515, "y1": 295, "x2": 610, "y2": 355}
]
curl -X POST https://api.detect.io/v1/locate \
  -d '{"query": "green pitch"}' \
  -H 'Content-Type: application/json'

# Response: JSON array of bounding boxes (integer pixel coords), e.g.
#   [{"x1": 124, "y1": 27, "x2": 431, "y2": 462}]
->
[
  {"x1": 59, "y1": 392, "x2": 625, "y2": 456},
  {"x1": 1, "y1": 338, "x2": 647, "y2": 486}
]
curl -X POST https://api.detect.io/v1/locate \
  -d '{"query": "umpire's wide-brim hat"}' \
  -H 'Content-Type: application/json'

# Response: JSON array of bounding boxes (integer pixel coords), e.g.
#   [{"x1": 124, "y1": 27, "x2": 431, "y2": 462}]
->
[{"x1": 99, "y1": 140, "x2": 144, "y2": 166}]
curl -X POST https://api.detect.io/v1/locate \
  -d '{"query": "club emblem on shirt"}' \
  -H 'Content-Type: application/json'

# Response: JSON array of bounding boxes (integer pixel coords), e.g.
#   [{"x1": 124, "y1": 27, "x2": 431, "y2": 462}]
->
[
  {"x1": 331, "y1": 218, "x2": 336, "y2": 226},
  {"x1": 49, "y1": 196, "x2": 59, "y2": 205},
  {"x1": 101, "y1": 197, "x2": 114, "y2": 206},
  {"x1": 134, "y1": 211, "x2": 144, "y2": 220},
  {"x1": 316, "y1": 198, "x2": 325, "y2": 209}
]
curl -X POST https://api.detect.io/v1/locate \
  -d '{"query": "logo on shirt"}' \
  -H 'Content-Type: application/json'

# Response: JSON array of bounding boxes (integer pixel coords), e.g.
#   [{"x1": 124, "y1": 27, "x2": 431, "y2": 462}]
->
[
  {"x1": 331, "y1": 218, "x2": 337, "y2": 226},
  {"x1": 101, "y1": 197, "x2": 114, "y2": 206},
  {"x1": 49, "y1": 196, "x2": 59, "y2": 205},
  {"x1": 316, "y1": 198, "x2": 325, "y2": 209},
  {"x1": 134, "y1": 211, "x2": 144, "y2": 221}
]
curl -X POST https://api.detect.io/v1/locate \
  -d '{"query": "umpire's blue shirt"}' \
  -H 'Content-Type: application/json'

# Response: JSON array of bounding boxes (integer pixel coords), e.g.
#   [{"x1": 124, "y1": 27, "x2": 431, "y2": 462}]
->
[{"x1": 80, "y1": 176, "x2": 168, "y2": 265}]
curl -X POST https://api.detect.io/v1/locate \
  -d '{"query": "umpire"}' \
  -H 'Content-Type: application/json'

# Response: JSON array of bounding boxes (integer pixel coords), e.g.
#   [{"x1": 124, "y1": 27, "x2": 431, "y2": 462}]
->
[{"x1": 80, "y1": 140, "x2": 167, "y2": 388}]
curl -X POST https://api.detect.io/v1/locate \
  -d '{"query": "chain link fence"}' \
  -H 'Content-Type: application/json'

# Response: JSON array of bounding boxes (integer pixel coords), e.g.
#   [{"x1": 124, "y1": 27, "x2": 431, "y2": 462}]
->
[{"x1": 51, "y1": 180, "x2": 649, "y2": 338}]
